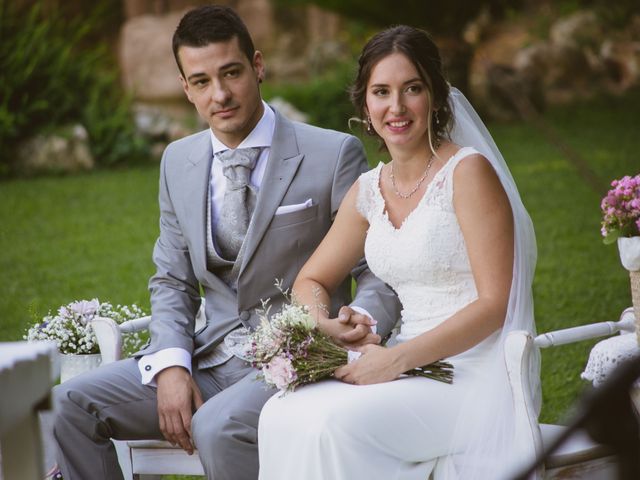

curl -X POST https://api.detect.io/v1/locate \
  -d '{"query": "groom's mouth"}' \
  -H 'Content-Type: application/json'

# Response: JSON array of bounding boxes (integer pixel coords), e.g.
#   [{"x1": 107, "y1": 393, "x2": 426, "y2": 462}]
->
[{"x1": 213, "y1": 107, "x2": 240, "y2": 118}]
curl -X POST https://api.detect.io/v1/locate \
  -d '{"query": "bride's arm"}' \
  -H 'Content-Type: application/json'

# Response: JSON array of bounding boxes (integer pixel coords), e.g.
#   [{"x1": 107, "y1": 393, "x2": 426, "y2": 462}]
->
[
  {"x1": 336, "y1": 153, "x2": 514, "y2": 384},
  {"x1": 293, "y1": 180, "x2": 376, "y2": 343}
]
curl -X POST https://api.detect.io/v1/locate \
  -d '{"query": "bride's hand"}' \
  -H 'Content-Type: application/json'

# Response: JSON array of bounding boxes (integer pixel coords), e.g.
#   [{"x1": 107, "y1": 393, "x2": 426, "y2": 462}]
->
[
  {"x1": 319, "y1": 306, "x2": 381, "y2": 347},
  {"x1": 334, "y1": 344, "x2": 403, "y2": 385}
]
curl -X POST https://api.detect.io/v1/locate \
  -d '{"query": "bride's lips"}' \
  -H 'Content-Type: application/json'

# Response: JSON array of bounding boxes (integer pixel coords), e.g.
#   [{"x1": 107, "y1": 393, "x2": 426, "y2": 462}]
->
[
  {"x1": 385, "y1": 118, "x2": 412, "y2": 133},
  {"x1": 213, "y1": 106, "x2": 239, "y2": 118}
]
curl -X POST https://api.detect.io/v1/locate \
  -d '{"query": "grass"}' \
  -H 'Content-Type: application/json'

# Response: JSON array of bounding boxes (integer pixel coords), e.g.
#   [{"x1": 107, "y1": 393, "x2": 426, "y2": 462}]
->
[
  {"x1": 1, "y1": 89, "x2": 638, "y2": 473},
  {"x1": 0, "y1": 165, "x2": 158, "y2": 339}
]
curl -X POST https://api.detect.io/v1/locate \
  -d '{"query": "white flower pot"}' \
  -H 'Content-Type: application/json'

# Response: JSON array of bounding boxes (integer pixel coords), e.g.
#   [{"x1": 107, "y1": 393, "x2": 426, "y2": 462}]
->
[
  {"x1": 618, "y1": 237, "x2": 640, "y2": 346},
  {"x1": 60, "y1": 353, "x2": 102, "y2": 383},
  {"x1": 618, "y1": 237, "x2": 640, "y2": 271}
]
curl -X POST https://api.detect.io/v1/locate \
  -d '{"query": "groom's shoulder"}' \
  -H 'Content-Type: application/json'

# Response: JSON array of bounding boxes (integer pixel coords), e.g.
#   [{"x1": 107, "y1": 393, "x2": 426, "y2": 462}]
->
[
  {"x1": 288, "y1": 118, "x2": 362, "y2": 154},
  {"x1": 291, "y1": 118, "x2": 352, "y2": 141},
  {"x1": 163, "y1": 129, "x2": 210, "y2": 157}
]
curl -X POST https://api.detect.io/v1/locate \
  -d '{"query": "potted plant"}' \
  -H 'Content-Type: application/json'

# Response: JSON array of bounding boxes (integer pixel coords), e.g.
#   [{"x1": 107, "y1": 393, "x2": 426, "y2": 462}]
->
[
  {"x1": 601, "y1": 174, "x2": 640, "y2": 344},
  {"x1": 25, "y1": 298, "x2": 147, "y2": 382}
]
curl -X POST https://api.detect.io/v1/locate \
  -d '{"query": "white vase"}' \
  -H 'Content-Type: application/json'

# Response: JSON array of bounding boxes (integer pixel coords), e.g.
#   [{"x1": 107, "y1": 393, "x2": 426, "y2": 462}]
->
[
  {"x1": 618, "y1": 237, "x2": 640, "y2": 271},
  {"x1": 59, "y1": 353, "x2": 102, "y2": 383},
  {"x1": 617, "y1": 237, "x2": 640, "y2": 346}
]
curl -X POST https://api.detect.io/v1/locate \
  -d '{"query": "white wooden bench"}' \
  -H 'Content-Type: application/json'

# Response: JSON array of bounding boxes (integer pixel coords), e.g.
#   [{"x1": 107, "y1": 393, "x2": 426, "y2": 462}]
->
[
  {"x1": 0, "y1": 341, "x2": 59, "y2": 480},
  {"x1": 91, "y1": 307, "x2": 637, "y2": 479}
]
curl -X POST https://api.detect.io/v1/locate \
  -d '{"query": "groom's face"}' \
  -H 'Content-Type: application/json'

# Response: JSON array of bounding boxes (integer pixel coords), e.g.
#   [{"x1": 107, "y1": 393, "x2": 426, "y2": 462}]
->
[{"x1": 178, "y1": 37, "x2": 265, "y2": 148}]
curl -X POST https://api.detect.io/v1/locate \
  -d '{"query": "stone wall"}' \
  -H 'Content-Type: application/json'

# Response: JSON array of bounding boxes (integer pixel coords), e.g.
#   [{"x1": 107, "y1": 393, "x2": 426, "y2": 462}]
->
[
  {"x1": 465, "y1": 9, "x2": 640, "y2": 119},
  {"x1": 118, "y1": 0, "x2": 343, "y2": 103}
]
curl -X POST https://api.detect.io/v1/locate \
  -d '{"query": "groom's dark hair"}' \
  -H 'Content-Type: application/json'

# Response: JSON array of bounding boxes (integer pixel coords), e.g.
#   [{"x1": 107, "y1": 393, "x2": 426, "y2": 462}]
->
[{"x1": 172, "y1": 5, "x2": 256, "y2": 76}]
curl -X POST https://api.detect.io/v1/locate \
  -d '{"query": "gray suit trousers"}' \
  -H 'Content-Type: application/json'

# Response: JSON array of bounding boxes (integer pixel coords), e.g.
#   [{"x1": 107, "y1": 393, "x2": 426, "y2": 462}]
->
[{"x1": 53, "y1": 357, "x2": 276, "y2": 480}]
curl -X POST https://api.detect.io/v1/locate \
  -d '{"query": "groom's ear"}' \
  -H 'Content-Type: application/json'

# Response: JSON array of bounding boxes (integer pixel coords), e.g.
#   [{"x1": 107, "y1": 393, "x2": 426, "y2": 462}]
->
[
  {"x1": 252, "y1": 50, "x2": 265, "y2": 83},
  {"x1": 179, "y1": 75, "x2": 194, "y2": 104}
]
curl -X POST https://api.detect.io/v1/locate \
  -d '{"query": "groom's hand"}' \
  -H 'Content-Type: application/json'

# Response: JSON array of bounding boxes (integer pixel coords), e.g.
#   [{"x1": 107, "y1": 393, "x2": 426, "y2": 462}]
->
[
  {"x1": 335, "y1": 306, "x2": 381, "y2": 347},
  {"x1": 157, "y1": 366, "x2": 204, "y2": 454}
]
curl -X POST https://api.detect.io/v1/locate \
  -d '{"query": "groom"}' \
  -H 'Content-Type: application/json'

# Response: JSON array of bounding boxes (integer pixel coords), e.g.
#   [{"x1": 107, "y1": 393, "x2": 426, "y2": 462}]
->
[{"x1": 52, "y1": 5, "x2": 400, "y2": 480}]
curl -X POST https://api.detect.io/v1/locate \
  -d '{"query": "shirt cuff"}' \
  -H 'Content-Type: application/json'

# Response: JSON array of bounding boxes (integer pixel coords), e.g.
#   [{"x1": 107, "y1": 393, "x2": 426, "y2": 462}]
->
[
  {"x1": 138, "y1": 348, "x2": 192, "y2": 386},
  {"x1": 350, "y1": 306, "x2": 377, "y2": 335}
]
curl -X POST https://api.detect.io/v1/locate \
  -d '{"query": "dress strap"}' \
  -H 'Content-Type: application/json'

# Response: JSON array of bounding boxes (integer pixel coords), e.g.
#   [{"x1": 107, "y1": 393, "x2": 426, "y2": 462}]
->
[
  {"x1": 356, "y1": 163, "x2": 383, "y2": 222},
  {"x1": 439, "y1": 147, "x2": 480, "y2": 204}
]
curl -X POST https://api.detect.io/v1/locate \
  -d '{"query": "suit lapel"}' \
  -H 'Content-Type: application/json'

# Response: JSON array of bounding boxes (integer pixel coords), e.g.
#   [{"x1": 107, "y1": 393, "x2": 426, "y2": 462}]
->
[
  {"x1": 182, "y1": 133, "x2": 212, "y2": 273},
  {"x1": 181, "y1": 133, "x2": 233, "y2": 292},
  {"x1": 239, "y1": 111, "x2": 304, "y2": 276}
]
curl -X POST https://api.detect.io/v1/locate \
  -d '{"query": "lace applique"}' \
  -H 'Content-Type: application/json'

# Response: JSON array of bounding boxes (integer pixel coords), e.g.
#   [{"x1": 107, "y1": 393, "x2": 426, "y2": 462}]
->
[{"x1": 356, "y1": 163, "x2": 384, "y2": 221}]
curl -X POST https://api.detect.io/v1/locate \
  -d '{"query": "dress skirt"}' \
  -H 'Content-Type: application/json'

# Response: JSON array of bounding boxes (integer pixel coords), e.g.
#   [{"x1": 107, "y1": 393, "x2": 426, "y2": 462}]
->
[{"x1": 258, "y1": 356, "x2": 486, "y2": 480}]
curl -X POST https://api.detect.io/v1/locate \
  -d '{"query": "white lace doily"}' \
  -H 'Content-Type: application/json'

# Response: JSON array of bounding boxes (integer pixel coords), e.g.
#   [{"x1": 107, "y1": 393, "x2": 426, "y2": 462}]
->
[{"x1": 581, "y1": 333, "x2": 640, "y2": 387}]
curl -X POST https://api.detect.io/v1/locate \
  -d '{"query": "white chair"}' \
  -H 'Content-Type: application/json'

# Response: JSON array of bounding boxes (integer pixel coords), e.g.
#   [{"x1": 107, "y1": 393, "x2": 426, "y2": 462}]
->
[
  {"x1": 92, "y1": 307, "x2": 636, "y2": 479},
  {"x1": 91, "y1": 307, "x2": 207, "y2": 480},
  {"x1": 505, "y1": 306, "x2": 636, "y2": 478}
]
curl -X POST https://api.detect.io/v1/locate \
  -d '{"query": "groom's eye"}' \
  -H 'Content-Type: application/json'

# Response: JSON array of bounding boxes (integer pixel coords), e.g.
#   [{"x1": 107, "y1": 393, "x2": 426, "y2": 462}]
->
[
  {"x1": 191, "y1": 78, "x2": 209, "y2": 88},
  {"x1": 224, "y1": 69, "x2": 240, "y2": 78}
]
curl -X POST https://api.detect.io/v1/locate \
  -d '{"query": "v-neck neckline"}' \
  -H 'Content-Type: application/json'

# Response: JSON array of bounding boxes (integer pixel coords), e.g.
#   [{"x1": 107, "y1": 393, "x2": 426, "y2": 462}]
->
[{"x1": 374, "y1": 149, "x2": 462, "y2": 231}]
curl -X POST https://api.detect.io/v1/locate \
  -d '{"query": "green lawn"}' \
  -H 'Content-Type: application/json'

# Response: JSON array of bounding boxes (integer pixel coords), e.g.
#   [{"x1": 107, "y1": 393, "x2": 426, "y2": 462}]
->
[{"x1": 1, "y1": 90, "x2": 638, "y2": 443}]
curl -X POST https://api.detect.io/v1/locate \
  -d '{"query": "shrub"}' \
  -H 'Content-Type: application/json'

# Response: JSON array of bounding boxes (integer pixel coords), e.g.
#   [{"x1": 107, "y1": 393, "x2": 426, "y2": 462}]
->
[
  {"x1": 0, "y1": 1, "x2": 148, "y2": 175},
  {"x1": 263, "y1": 61, "x2": 359, "y2": 133}
]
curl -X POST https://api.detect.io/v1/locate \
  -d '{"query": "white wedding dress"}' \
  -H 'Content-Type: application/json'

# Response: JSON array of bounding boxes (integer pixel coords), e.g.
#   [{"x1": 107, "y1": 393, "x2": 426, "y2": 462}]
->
[{"x1": 258, "y1": 147, "x2": 504, "y2": 480}]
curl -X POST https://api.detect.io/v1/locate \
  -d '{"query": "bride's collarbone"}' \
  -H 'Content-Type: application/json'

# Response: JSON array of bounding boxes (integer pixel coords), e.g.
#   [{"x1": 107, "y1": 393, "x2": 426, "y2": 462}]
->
[{"x1": 379, "y1": 171, "x2": 429, "y2": 228}]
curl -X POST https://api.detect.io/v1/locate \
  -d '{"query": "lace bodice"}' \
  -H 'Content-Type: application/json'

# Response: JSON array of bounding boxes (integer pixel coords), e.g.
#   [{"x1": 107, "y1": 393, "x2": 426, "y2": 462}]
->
[{"x1": 357, "y1": 147, "x2": 479, "y2": 343}]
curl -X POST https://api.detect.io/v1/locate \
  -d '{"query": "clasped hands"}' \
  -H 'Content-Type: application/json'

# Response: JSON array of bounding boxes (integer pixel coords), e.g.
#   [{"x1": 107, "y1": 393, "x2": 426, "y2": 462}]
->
[
  {"x1": 324, "y1": 306, "x2": 404, "y2": 386},
  {"x1": 321, "y1": 305, "x2": 381, "y2": 347}
]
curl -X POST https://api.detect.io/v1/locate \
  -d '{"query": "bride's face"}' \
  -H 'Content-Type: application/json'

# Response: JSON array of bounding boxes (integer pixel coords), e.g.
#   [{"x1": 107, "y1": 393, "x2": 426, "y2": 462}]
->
[{"x1": 365, "y1": 52, "x2": 431, "y2": 152}]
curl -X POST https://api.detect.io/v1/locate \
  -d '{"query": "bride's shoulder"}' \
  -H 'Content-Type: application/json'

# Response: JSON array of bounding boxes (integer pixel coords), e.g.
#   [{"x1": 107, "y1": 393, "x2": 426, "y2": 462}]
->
[{"x1": 452, "y1": 149, "x2": 506, "y2": 201}]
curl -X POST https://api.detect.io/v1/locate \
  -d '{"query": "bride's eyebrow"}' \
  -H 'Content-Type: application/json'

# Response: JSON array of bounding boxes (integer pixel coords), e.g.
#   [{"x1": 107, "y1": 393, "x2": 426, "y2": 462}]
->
[{"x1": 369, "y1": 77, "x2": 423, "y2": 88}]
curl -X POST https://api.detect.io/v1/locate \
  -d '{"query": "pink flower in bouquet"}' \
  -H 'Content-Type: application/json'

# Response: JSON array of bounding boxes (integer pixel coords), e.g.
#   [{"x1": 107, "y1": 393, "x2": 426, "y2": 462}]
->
[
  {"x1": 263, "y1": 355, "x2": 297, "y2": 390},
  {"x1": 601, "y1": 174, "x2": 640, "y2": 244}
]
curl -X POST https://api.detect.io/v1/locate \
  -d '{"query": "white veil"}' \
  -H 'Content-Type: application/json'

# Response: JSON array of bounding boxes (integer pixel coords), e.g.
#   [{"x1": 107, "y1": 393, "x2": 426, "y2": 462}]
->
[{"x1": 442, "y1": 88, "x2": 540, "y2": 479}]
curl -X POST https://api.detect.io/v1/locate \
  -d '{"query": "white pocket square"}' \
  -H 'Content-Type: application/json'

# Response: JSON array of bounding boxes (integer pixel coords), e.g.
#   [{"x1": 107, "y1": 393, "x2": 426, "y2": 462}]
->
[{"x1": 275, "y1": 199, "x2": 313, "y2": 215}]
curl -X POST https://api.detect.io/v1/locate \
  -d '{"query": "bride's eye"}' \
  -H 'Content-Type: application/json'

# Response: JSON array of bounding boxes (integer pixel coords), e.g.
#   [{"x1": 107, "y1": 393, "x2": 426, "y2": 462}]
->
[
  {"x1": 372, "y1": 88, "x2": 389, "y2": 97},
  {"x1": 406, "y1": 84, "x2": 422, "y2": 94}
]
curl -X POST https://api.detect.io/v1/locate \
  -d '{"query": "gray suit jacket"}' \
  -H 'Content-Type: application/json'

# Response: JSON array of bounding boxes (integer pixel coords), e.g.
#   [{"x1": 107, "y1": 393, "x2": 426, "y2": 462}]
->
[{"x1": 144, "y1": 108, "x2": 400, "y2": 360}]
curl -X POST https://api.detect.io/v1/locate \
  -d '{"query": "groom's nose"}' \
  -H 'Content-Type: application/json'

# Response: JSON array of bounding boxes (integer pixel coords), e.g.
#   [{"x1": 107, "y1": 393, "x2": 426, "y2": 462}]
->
[{"x1": 211, "y1": 80, "x2": 232, "y2": 105}]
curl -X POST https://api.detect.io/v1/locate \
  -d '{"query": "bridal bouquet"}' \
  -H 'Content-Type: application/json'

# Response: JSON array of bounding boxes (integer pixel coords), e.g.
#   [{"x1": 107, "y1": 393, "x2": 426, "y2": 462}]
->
[
  {"x1": 25, "y1": 298, "x2": 147, "y2": 355},
  {"x1": 600, "y1": 174, "x2": 640, "y2": 244},
  {"x1": 242, "y1": 288, "x2": 453, "y2": 393}
]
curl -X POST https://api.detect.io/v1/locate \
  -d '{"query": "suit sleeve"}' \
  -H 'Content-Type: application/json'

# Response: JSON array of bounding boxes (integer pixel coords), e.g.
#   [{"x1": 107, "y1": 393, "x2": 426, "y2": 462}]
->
[
  {"x1": 331, "y1": 136, "x2": 402, "y2": 339},
  {"x1": 142, "y1": 147, "x2": 201, "y2": 356}
]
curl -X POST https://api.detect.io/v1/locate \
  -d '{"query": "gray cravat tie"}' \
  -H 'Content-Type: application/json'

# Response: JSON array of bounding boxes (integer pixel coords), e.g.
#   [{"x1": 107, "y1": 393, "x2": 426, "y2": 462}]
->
[{"x1": 215, "y1": 147, "x2": 260, "y2": 260}]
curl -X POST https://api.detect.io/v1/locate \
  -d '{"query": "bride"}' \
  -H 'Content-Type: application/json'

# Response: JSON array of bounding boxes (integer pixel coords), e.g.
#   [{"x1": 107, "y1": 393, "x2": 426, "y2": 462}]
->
[{"x1": 258, "y1": 25, "x2": 539, "y2": 480}]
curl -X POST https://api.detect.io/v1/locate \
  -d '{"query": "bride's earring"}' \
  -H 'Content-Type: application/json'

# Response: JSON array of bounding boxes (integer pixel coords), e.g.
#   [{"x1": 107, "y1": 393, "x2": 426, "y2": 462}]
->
[
  {"x1": 434, "y1": 110, "x2": 440, "y2": 126},
  {"x1": 366, "y1": 115, "x2": 374, "y2": 135}
]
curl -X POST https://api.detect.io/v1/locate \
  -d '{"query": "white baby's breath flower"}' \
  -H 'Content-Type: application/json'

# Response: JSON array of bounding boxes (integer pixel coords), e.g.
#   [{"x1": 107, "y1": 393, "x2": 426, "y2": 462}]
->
[{"x1": 25, "y1": 298, "x2": 148, "y2": 355}]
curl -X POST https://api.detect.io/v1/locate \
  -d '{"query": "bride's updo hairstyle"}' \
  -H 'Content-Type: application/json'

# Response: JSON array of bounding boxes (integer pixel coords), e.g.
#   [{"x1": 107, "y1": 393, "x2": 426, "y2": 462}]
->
[{"x1": 350, "y1": 25, "x2": 453, "y2": 150}]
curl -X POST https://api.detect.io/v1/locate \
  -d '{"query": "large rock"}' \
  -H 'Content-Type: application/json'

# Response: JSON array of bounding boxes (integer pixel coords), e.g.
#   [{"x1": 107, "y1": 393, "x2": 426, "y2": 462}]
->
[
  {"x1": 119, "y1": 11, "x2": 185, "y2": 101},
  {"x1": 16, "y1": 125, "x2": 95, "y2": 175},
  {"x1": 550, "y1": 10, "x2": 603, "y2": 50},
  {"x1": 600, "y1": 39, "x2": 640, "y2": 91}
]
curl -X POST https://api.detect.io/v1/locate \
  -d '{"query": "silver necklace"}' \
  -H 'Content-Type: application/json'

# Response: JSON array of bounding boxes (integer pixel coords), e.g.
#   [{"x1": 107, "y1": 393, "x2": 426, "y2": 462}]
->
[{"x1": 389, "y1": 149, "x2": 438, "y2": 199}]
